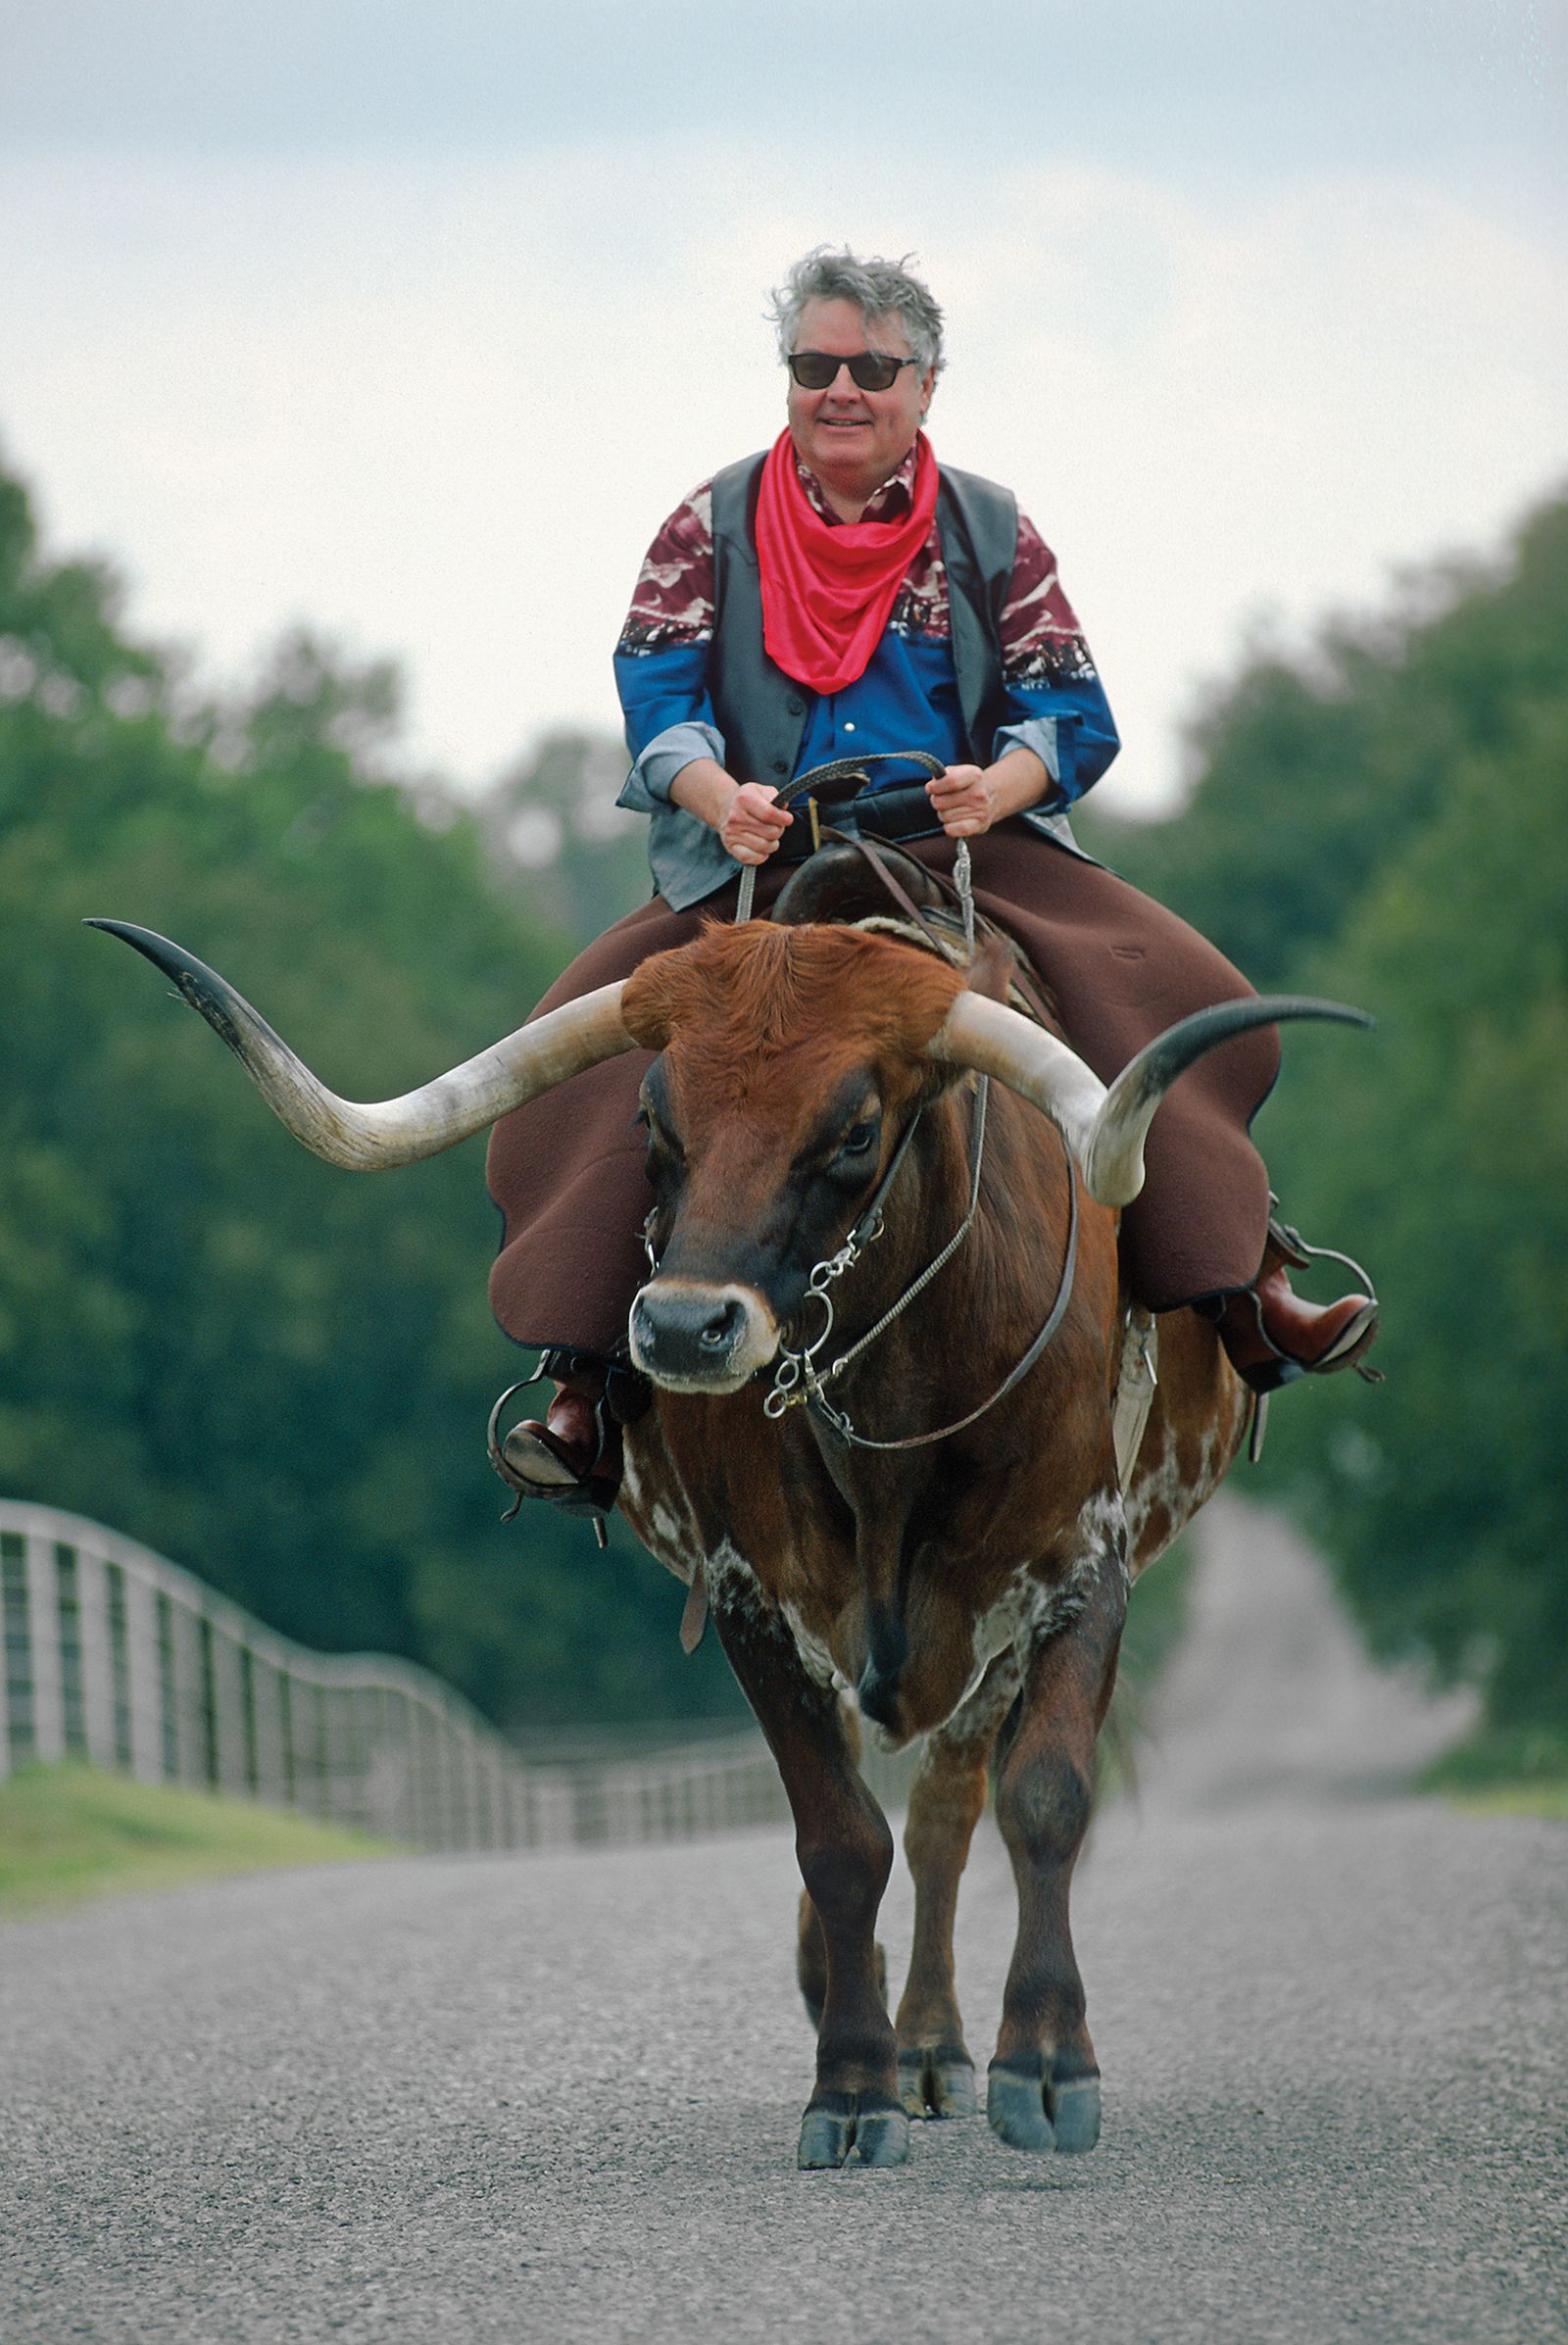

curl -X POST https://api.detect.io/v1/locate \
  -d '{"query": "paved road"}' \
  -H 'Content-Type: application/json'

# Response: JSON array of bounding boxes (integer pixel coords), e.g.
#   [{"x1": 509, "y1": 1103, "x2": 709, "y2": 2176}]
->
[{"x1": 3, "y1": 1500, "x2": 1563, "y2": 2345}]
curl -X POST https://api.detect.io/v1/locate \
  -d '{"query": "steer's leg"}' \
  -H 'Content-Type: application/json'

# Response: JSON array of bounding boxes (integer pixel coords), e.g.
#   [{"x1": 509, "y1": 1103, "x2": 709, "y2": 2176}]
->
[
  {"x1": 988, "y1": 1523, "x2": 1128, "y2": 2157},
  {"x1": 894, "y1": 1652, "x2": 1017, "y2": 2121},
  {"x1": 711, "y1": 1588, "x2": 906, "y2": 2171}
]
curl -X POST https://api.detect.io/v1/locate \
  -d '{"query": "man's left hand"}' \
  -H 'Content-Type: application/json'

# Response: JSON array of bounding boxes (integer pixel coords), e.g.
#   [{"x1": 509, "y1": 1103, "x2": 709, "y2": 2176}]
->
[{"x1": 926, "y1": 763, "x2": 998, "y2": 837}]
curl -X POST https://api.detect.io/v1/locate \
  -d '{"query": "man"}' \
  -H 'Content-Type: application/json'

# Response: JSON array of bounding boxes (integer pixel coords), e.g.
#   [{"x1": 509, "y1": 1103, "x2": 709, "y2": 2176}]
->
[{"x1": 491, "y1": 248, "x2": 1376, "y2": 1521}]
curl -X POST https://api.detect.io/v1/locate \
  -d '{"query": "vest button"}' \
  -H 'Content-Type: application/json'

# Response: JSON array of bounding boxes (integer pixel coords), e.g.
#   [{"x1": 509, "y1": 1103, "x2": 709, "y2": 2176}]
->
[
  {"x1": 770, "y1": 757, "x2": 788, "y2": 773},
  {"x1": 786, "y1": 696, "x2": 805, "y2": 715}
]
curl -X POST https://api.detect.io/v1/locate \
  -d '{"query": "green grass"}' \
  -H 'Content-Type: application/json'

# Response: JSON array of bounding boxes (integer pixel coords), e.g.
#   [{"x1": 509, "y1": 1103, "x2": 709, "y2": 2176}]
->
[
  {"x1": 0, "y1": 1762, "x2": 400, "y2": 1919},
  {"x1": 1417, "y1": 1725, "x2": 1568, "y2": 1820}
]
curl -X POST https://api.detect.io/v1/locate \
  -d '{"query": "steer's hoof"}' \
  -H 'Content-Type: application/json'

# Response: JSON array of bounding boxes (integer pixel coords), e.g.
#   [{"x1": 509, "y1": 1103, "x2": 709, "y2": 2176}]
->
[
  {"x1": 899, "y1": 2044, "x2": 978, "y2": 2120},
  {"x1": 855, "y1": 2105, "x2": 911, "y2": 2168},
  {"x1": 986, "y1": 2062, "x2": 1102, "y2": 2156},
  {"x1": 797, "y1": 2093, "x2": 910, "y2": 2171},
  {"x1": 1048, "y1": 2072, "x2": 1102, "y2": 2155},
  {"x1": 987, "y1": 2063, "x2": 1055, "y2": 2153}
]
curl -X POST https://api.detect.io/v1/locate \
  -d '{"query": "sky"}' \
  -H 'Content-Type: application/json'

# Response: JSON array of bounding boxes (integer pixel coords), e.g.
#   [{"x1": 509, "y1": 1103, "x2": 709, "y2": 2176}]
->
[{"x1": 1, "y1": 1, "x2": 1563, "y2": 816}]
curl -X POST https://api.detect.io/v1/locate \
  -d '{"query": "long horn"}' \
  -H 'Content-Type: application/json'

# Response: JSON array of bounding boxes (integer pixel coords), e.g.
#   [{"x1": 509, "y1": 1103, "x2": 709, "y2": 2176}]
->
[
  {"x1": 929, "y1": 991, "x2": 1373, "y2": 1207},
  {"x1": 86, "y1": 920, "x2": 635, "y2": 1169}
]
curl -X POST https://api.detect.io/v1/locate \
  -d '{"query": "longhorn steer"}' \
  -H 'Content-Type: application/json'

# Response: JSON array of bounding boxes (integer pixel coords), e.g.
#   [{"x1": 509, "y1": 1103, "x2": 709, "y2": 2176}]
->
[{"x1": 90, "y1": 912, "x2": 1364, "y2": 2170}]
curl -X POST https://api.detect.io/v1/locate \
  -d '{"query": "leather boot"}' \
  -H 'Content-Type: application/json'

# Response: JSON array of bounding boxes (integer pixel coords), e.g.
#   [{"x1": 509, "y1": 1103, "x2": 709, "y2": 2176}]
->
[
  {"x1": 487, "y1": 1351, "x2": 649, "y2": 1528},
  {"x1": 1205, "y1": 1222, "x2": 1379, "y2": 1394}
]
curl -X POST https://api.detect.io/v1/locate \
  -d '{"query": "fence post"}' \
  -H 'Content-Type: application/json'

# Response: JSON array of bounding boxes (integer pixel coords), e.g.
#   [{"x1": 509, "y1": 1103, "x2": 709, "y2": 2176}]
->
[
  {"x1": 23, "y1": 1535, "x2": 67, "y2": 1766},
  {"x1": 77, "y1": 1545, "x2": 118, "y2": 1772},
  {"x1": 207, "y1": 1622, "x2": 251, "y2": 1798},
  {"x1": 0, "y1": 1537, "x2": 12, "y2": 1776},
  {"x1": 121, "y1": 1568, "x2": 165, "y2": 1785},
  {"x1": 251, "y1": 1651, "x2": 290, "y2": 1805}
]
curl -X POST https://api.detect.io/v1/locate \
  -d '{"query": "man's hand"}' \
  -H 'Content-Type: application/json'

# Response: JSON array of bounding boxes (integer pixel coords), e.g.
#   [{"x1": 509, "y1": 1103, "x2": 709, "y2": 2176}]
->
[
  {"x1": 926, "y1": 762, "x2": 999, "y2": 837},
  {"x1": 670, "y1": 759, "x2": 793, "y2": 864},
  {"x1": 720, "y1": 781, "x2": 792, "y2": 865},
  {"x1": 926, "y1": 746, "x2": 1052, "y2": 838}
]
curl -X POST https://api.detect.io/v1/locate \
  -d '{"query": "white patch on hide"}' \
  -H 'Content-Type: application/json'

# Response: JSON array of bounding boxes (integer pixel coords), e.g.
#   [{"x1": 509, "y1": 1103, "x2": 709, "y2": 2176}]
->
[
  {"x1": 1123, "y1": 1389, "x2": 1246, "y2": 1568},
  {"x1": 780, "y1": 1596, "x2": 846, "y2": 1693},
  {"x1": 620, "y1": 1439, "x2": 703, "y2": 1582},
  {"x1": 955, "y1": 1487, "x2": 1125, "y2": 1715}
]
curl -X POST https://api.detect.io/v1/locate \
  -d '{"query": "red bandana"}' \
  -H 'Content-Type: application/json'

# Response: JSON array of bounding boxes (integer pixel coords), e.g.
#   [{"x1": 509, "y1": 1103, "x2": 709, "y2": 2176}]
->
[{"x1": 754, "y1": 427, "x2": 940, "y2": 695}]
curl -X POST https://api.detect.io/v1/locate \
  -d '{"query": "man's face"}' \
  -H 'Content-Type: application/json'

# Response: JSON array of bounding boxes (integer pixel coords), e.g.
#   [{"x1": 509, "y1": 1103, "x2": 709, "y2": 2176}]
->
[{"x1": 786, "y1": 297, "x2": 935, "y2": 491}]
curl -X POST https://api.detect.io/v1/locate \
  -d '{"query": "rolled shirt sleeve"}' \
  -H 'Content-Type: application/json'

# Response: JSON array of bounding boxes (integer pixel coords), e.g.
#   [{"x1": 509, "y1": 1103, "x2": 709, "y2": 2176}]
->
[
  {"x1": 614, "y1": 636, "x2": 739, "y2": 908},
  {"x1": 617, "y1": 717, "x2": 727, "y2": 813}
]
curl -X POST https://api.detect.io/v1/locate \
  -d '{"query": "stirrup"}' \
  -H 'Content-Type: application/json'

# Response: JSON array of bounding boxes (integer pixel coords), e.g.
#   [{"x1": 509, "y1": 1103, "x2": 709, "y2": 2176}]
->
[
  {"x1": 486, "y1": 1374, "x2": 620, "y2": 1548},
  {"x1": 1228, "y1": 1290, "x2": 1381, "y2": 1395},
  {"x1": 1265, "y1": 1204, "x2": 1384, "y2": 1388}
]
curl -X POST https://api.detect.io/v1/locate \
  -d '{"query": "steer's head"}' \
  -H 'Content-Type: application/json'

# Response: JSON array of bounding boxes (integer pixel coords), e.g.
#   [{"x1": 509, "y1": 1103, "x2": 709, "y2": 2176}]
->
[{"x1": 620, "y1": 924, "x2": 965, "y2": 1392}]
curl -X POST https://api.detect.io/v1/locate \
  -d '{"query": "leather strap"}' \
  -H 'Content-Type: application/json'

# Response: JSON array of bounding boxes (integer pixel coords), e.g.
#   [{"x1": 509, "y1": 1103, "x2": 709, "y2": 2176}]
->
[{"x1": 679, "y1": 1566, "x2": 709, "y2": 1655}]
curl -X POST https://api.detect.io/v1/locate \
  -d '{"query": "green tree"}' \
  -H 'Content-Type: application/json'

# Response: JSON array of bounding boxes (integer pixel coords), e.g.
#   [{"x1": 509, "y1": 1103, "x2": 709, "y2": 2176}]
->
[
  {"x1": 0, "y1": 452, "x2": 744, "y2": 1733},
  {"x1": 1082, "y1": 491, "x2": 1568, "y2": 1735},
  {"x1": 1253, "y1": 701, "x2": 1568, "y2": 1728}
]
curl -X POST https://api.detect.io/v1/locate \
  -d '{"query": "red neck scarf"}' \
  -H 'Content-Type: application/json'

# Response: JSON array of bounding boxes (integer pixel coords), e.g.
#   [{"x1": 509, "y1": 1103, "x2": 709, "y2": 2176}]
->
[{"x1": 754, "y1": 428, "x2": 940, "y2": 695}]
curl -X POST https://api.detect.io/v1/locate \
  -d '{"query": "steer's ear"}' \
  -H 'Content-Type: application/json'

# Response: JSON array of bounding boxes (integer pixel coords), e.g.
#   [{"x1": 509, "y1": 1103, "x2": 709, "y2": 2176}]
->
[{"x1": 621, "y1": 949, "x2": 687, "y2": 1050}]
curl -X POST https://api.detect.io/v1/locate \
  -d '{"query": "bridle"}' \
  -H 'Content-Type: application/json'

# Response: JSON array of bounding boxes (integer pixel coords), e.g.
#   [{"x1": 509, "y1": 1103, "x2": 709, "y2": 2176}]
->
[{"x1": 761, "y1": 1073, "x2": 1080, "y2": 1451}]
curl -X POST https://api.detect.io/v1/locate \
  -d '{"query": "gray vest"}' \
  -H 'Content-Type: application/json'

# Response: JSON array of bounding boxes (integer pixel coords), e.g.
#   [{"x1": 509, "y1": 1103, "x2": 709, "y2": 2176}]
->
[{"x1": 707, "y1": 453, "x2": 1019, "y2": 783}]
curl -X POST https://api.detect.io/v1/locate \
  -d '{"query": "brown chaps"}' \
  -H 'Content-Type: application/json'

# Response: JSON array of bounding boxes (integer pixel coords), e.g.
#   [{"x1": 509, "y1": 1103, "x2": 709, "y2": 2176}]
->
[{"x1": 486, "y1": 824, "x2": 1280, "y2": 1358}]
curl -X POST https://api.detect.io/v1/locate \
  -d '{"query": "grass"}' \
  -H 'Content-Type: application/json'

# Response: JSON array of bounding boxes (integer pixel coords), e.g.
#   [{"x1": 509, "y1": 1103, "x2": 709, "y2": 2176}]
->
[
  {"x1": 1417, "y1": 1726, "x2": 1568, "y2": 1821},
  {"x1": 0, "y1": 1762, "x2": 400, "y2": 1920}
]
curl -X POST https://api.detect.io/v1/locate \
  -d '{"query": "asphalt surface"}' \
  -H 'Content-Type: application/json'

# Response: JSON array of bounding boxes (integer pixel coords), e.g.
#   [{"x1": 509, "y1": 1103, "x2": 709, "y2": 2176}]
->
[{"x1": 3, "y1": 1499, "x2": 1564, "y2": 2345}]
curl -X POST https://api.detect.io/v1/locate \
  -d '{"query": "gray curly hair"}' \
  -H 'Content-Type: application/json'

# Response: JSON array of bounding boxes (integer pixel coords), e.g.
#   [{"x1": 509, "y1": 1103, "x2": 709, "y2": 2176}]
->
[{"x1": 767, "y1": 247, "x2": 946, "y2": 376}]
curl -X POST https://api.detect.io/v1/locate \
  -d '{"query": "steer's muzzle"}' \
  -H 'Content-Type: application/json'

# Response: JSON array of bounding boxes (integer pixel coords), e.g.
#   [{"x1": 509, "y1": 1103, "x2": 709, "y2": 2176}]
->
[{"x1": 629, "y1": 1279, "x2": 779, "y2": 1393}]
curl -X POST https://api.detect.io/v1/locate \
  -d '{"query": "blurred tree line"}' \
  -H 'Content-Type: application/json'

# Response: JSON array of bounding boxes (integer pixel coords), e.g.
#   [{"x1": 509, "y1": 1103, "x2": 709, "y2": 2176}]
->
[
  {"x1": 1079, "y1": 491, "x2": 1568, "y2": 1746},
  {"x1": 0, "y1": 454, "x2": 741, "y2": 1734}
]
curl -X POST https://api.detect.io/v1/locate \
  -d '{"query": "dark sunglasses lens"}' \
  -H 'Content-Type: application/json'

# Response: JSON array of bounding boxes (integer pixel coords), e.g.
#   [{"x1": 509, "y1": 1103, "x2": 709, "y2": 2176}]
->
[
  {"x1": 789, "y1": 352, "x2": 904, "y2": 391},
  {"x1": 789, "y1": 353, "x2": 839, "y2": 389},
  {"x1": 848, "y1": 354, "x2": 901, "y2": 391}
]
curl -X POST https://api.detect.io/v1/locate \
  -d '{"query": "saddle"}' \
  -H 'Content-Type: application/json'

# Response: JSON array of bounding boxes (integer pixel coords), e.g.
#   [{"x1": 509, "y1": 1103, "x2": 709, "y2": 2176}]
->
[{"x1": 770, "y1": 834, "x2": 1063, "y2": 1032}]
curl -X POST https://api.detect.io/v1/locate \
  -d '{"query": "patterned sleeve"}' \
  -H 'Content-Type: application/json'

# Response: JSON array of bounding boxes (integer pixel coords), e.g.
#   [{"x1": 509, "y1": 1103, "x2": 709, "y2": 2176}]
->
[
  {"x1": 992, "y1": 512, "x2": 1120, "y2": 806},
  {"x1": 614, "y1": 481, "x2": 727, "y2": 816},
  {"x1": 999, "y1": 513, "x2": 1100, "y2": 686},
  {"x1": 617, "y1": 482, "x2": 716, "y2": 653}
]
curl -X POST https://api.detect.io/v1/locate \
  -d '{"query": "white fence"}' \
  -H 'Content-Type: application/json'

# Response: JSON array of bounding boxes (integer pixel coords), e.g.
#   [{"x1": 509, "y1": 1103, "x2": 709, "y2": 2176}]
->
[{"x1": 0, "y1": 1499, "x2": 798, "y2": 1852}]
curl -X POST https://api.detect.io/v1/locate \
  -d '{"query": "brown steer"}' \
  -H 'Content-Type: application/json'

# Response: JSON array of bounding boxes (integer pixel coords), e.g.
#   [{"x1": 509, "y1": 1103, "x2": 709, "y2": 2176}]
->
[{"x1": 90, "y1": 908, "x2": 1364, "y2": 2170}]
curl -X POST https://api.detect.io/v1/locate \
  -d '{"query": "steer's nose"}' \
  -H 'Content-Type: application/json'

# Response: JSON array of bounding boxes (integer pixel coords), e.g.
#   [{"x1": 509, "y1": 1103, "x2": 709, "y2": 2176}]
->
[{"x1": 629, "y1": 1280, "x2": 777, "y2": 1392}]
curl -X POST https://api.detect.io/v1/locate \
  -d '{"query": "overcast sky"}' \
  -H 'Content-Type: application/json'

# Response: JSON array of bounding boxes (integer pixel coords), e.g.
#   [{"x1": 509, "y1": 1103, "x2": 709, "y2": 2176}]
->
[{"x1": 2, "y1": 1, "x2": 1563, "y2": 814}]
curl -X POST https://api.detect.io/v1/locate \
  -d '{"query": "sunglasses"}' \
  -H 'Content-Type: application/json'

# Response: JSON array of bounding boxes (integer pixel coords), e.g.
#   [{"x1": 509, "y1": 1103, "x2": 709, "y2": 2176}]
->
[{"x1": 787, "y1": 350, "x2": 920, "y2": 393}]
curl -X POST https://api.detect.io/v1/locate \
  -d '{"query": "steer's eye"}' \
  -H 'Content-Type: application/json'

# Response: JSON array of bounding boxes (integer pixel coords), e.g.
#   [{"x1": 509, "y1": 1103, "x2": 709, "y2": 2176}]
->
[{"x1": 842, "y1": 1120, "x2": 877, "y2": 1156}]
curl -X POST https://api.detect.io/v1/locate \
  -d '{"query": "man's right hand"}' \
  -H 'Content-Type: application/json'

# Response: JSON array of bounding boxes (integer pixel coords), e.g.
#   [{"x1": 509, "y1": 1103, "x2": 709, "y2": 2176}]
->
[
  {"x1": 719, "y1": 781, "x2": 791, "y2": 865},
  {"x1": 670, "y1": 758, "x2": 793, "y2": 864}
]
